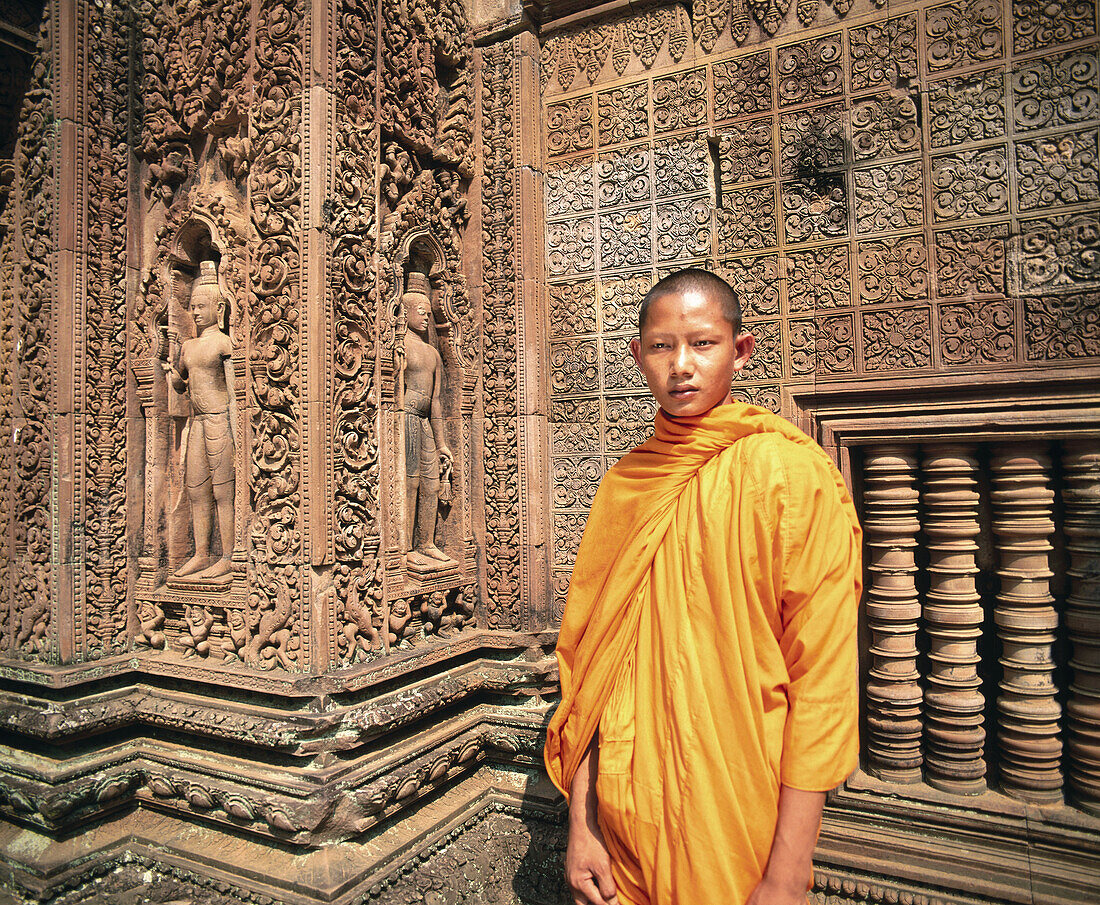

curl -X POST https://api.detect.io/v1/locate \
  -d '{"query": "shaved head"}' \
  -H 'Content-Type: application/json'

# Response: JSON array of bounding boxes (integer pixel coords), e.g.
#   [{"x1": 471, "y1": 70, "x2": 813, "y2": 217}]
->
[{"x1": 638, "y1": 269, "x2": 742, "y2": 336}]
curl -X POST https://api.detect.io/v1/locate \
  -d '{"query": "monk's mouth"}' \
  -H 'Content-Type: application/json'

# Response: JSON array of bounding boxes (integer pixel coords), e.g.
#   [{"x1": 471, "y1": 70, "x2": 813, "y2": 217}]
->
[{"x1": 669, "y1": 387, "x2": 697, "y2": 397}]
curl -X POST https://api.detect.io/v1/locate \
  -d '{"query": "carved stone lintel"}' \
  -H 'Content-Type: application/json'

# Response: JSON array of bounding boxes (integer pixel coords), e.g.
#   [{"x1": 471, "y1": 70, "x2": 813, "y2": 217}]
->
[
  {"x1": 1063, "y1": 442, "x2": 1100, "y2": 815},
  {"x1": 991, "y1": 447, "x2": 1062, "y2": 802},
  {"x1": 921, "y1": 445, "x2": 987, "y2": 794}
]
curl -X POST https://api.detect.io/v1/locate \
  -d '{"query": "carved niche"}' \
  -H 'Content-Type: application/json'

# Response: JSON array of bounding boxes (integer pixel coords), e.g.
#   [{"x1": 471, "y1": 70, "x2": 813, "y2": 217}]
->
[
  {"x1": 379, "y1": 229, "x2": 477, "y2": 646},
  {"x1": 132, "y1": 194, "x2": 251, "y2": 664}
]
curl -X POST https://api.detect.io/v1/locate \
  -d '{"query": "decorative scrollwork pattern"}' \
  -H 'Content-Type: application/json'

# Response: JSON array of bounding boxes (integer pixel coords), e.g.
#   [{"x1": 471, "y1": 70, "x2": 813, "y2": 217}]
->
[
  {"x1": 245, "y1": 0, "x2": 305, "y2": 670},
  {"x1": 858, "y1": 237, "x2": 930, "y2": 304},
  {"x1": 1012, "y1": 0, "x2": 1096, "y2": 53},
  {"x1": 84, "y1": 2, "x2": 130, "y2": 659},
  {"x1": 777, "y1": 33, "x2": 844, "y2": 106},
  {"x1": 713, "y1": 53, "x2": 771, "y2": 121},
  {"x1": 1024, "y1": 293, "x2": 1100, "y2": 359},
  {"x1": 1012, "y1": 48, "x2": 1098, "y2": 132},
  {"x1": 940, "y1": 301, "x2": 1016, "y2": 364},
  {"x1": 787, "y1": 245, "x2": 852, "y2": 311},
  {"x1": 925, "y1": 0, "x2": 1004, "y2": 72},
  {"x1": 850, "y1": 16, "x2": 918, "y2": 91},
  {"x1": 929, "y1": 70, "x2": 1006, "y2": 147},
  {"x1": 1017, "y1": 213, "x2": 1100, "y2": 293},
  {"x1": 855, "y1": 162, "x2": 925, "y2": 233},
  {"x1": 8, "y1": 14, "x2": 53, "y2": 659},
  {"x1": 1015, "y1": 131, "x2": 1100, "y2": 211},
  {"x1": 482, "y1": 43, "x2": 522, "y2": 628},
  {"x1": 934, "y1": 226, "x2": 1008, "y2": 296},
  {"x1": 862, "y1": 307, "x2": 933, "y2": 370},
  {"x1": 930, "y1": 148, "x2": 1009, "y2": 221}
]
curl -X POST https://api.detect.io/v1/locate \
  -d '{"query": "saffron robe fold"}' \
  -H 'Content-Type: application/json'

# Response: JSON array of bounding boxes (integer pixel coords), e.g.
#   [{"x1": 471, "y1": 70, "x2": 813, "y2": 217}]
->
[{"x1": 545, "y1": 403, "x2": 862, "y2": 905}]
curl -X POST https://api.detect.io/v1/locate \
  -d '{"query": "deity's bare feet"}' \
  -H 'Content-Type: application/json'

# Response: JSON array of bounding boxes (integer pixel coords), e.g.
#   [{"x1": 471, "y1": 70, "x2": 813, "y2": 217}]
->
[
  {"x1": 406, "y1": 550, "x2": 435, "y2": 570},
  {"x1": 195, "y1": 557, "x2": 233, "y2": 580},
  {"x1": 175, "y1": 554, "x2": 212, "y2": 577},
  {"x1": 420, "y1": 543, "x2": 452, "y2": 563}
]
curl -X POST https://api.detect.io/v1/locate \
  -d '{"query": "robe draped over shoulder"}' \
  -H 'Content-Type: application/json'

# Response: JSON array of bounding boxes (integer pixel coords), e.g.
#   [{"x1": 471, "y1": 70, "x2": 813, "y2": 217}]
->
[{"x1": 544, "y1": 402, "x2": 862, "y2": 905}]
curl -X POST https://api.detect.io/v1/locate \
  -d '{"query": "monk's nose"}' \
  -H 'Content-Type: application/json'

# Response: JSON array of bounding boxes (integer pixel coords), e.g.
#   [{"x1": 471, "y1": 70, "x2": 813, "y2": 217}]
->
[{"x1": 670, "y1": 346, "x2": 692, "y2": 375}]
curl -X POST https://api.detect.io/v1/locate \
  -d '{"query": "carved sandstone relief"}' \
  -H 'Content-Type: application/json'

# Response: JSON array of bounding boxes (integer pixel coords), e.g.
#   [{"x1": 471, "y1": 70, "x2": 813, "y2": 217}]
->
[
  {"x1": 4, "y1": 13, "x2": 52, "y2": 660},
  {"x1": 132, "y1": 202, "x2": 252, "y2": 664},
  {"x1": 126, "y1": 0, "x2": 303, "y2": 672}
]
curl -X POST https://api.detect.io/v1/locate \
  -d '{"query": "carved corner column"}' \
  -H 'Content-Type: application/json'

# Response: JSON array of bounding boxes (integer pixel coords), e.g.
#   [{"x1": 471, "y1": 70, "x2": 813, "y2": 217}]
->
[
  {"x1": 479, "y1": 39, "x2": 524, "y2": 631},
  {"x1": 303, "y1": 0, "x2": 336, "y2": 674},
  {"x1": 1063, "y1": 442, "x2": 1100, "y2": 815},
  {"x1": 990, "y1": 448, "x2": 1062, "y2": 802},
  {"x1": 513, "y1": 31, "x2": 551, "y2": 629},
  {"x1": 863, "y1": 446, "x2": 923, "y2": 783},
  {"x1": 245, "y1": 0, "x2": 307, "y2": 671},
  {"x1": 921, "y1": 445, "x2": 987, "y2": 794}
]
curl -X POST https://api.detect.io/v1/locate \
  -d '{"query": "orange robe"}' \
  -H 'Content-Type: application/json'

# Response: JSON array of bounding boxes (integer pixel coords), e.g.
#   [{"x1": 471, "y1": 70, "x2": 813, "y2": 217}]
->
[{"x1": 545, "y1": 403, "x2": 862, "y2": 905}]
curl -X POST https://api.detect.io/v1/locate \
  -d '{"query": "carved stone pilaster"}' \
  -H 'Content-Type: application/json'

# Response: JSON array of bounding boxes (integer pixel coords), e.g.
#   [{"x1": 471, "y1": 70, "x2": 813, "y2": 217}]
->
[
  {"x1": 863, "y1": 446, "x2": 923, "y2": 783},
  {"x1": 921, "y1": 446, "x2": 986, "y2": 794},
  {"x1": 1063, "y1": 442, "x2": 1100, "y2": 815},
  {"x1": 991, "y1": 448, "x2": 1062, "y2": 802}
]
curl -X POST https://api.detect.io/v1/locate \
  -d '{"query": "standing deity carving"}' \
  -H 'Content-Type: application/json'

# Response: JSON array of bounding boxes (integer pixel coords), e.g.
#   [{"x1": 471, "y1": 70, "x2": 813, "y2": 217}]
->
[
  {"x1": 400, "y1": 271, "x2": 456, "y2": 572},
  {"x1": 162, "y1": 259, "x2": 238, "y2": 580}
]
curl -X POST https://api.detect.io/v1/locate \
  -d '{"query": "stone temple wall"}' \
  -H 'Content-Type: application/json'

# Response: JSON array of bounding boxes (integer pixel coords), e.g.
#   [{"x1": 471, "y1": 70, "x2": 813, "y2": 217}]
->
[
  {"x1": 0, "y1": 0, "x2": 1093, "y2": 902},
  {"x1": 533, "y1": 0, "x2": 1100, "y2": 902}
]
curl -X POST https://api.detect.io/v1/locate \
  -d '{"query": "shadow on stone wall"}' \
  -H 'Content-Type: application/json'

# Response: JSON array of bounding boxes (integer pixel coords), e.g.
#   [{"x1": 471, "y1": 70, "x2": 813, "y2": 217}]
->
[{"x1": 510, "y1": 769, "x2": 570, "y2": 905}]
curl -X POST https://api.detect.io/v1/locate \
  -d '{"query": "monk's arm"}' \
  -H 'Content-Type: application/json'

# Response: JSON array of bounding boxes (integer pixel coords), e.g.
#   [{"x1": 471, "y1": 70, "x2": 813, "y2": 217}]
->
[
  {"x1": 565, "y1": 734, "x2": 618, "y2": 905},
  {"x1": 746, "y1": 784, "x2": 825, "y2": 905}
]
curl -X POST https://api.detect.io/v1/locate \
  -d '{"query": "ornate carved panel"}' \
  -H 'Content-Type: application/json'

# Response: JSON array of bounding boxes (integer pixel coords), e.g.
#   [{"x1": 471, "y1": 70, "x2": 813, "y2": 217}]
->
[
  {"x1": 82, "y1": 1, "x2": 130, "y2": 660},
  {"x1": 1016, "y1": 212, "x2": 1100, "y2": 294},
  {"x1": 540, "y1": 0, "x2": 1100, "y2": 586},
  {"x1": 481, "y1": 41, "x2": 523, "y2": 629},
  {"x1": 1012, "y1": 0, "x2": 1096, "y2": 53},
  {"x1": 929, "y1": 69, "x2": 1006, "y2": 147},
  {"x1": 850, "y1": 16, "x2": 917, "y2": 91},
  {"x1": 925, "y1": 0, "x2": 1004, "y2": 73},
  {"x1": 6, "y1": 12, "x2": 52, "y2": 660},
  {"x1": 1012, "y1": 47, "x2": 1099, "y2": 132},
  {"x1": 1015, "y1": 130, "x2": 1100, "y2": 211}
]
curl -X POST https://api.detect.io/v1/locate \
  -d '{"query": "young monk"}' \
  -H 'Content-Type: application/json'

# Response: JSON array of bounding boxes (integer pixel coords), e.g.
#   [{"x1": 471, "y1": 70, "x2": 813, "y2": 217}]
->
[{"x1": 545, "y1": 268, "x2": 861, "y2": 905}]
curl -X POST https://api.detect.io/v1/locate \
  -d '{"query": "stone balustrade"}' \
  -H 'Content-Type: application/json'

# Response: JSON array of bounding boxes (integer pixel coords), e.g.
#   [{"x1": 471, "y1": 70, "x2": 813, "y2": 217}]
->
[{"x1": 862, "y1": 440, "x2": 1100, "y2": 814}]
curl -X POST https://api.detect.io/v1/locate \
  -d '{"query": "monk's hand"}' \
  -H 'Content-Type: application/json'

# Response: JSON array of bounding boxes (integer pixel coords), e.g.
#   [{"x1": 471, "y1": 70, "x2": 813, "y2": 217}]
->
[
  {"x1": 565, "y1": 819, "x2": 618, "y2": 905},
  {"x1": 745, "y1": 874, "x2": 810, "y2": 905}
]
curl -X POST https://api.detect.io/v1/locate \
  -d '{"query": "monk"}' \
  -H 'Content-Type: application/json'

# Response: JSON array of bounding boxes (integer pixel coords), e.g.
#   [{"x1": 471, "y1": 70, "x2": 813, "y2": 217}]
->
[{"x1": 545, "y1": 268, "x2": 861, "y2": 905}]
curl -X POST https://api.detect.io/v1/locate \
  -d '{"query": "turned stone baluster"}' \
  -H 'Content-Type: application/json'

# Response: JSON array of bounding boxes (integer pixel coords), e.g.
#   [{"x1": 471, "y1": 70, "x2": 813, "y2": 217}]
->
[
  {"x1": 991, "y1": 448, "x2": 1062, "y2": 802},
  {"x1": 921, "y1": 446, "x2": 986, "y2": 794},
  {"x1": 1063, "y1": 442, "x2": 1100, "y2": 815},
  {"x1": 863, "y1": 446, "x2": 923, "y2": 783}
]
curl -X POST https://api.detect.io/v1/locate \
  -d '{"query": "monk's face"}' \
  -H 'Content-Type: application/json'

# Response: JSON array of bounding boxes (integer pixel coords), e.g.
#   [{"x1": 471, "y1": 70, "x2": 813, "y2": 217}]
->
[{"x1": 629, "y1": 290, "x2": 754, "y2": 418}]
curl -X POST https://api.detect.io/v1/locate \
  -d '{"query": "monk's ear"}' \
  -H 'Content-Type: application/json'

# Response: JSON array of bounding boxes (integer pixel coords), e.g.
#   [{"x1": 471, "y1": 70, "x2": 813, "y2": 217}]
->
[
  {"x1": 732, "y1": 332, "x2": 755, "y2": 373},
  {"x1": 629, "y1": 337, "x2": 642, "y2": 368}
]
